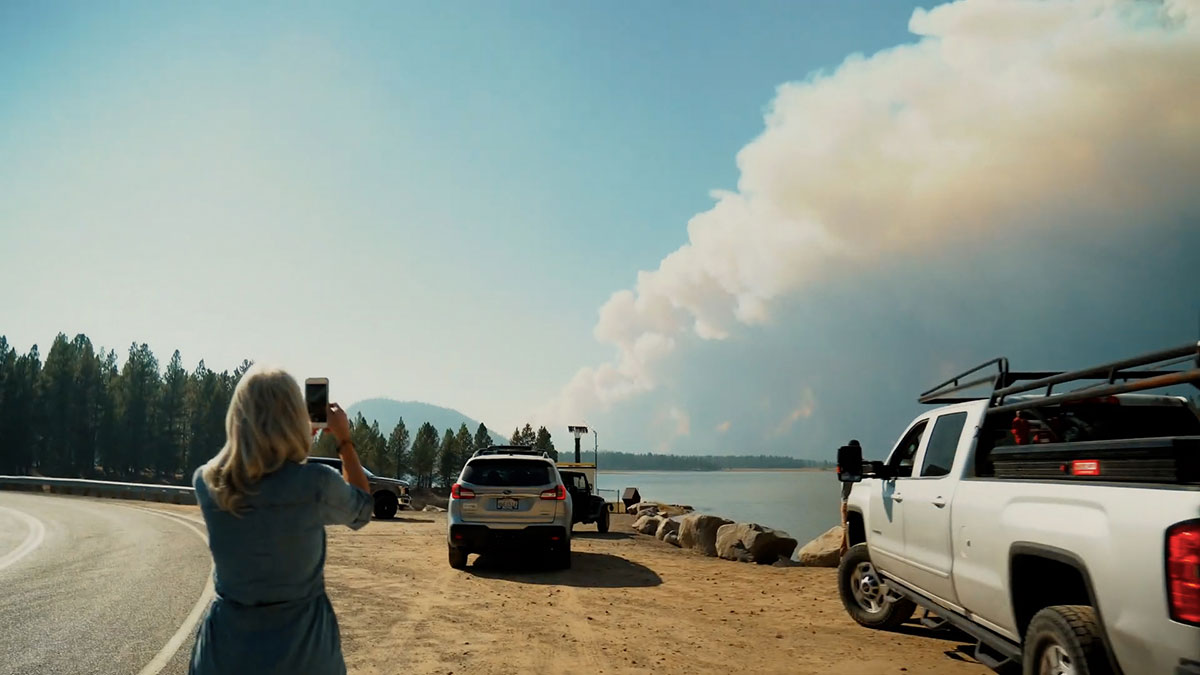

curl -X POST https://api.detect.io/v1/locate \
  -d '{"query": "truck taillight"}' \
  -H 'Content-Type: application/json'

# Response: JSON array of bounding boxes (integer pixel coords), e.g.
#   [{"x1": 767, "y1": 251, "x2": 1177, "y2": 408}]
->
[
  {"x1": 540, "y1": 485, "x2": 566, "y2": 500},
  {"x1": 1167, "y1": 521, "x2": 1200, "y2": 625},
  {"x1": 451, "y1": 484, "x2": 474, "y2": 500}
]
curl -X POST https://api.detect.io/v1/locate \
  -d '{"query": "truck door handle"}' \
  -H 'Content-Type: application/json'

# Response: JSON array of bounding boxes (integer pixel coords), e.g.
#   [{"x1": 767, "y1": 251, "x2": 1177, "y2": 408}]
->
[
  {"x1": 892, "y1": 493, "x2": 903, "y2": 502},
  {"x1": 932, "y1": 497, "x2": 947, "y2": 508}
]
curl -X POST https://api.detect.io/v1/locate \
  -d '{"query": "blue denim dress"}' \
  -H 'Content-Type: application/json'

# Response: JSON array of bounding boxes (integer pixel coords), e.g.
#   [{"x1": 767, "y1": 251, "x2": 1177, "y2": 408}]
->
[{"x1": 189, "y1": 461, "x2": 372, "y2": 675}]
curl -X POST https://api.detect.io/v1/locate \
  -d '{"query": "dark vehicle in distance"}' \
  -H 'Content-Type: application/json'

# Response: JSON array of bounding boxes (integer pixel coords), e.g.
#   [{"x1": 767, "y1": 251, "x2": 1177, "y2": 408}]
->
[
  {"x1": 560, "y1": 470, "x2": 610, "y2": 533},
  {"x1": 307, "y1": 456, "x2": 412, "y2": 518}
]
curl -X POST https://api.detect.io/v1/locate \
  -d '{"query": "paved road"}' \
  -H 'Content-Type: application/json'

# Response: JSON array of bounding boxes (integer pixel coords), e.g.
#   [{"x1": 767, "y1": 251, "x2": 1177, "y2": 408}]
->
[{"x1": 0, "y1": 492, "x2": 212, "y2": 675}]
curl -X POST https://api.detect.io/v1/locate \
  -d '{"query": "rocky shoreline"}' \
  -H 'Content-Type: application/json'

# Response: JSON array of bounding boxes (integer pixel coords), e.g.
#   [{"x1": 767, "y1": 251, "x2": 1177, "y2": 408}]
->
[{"x1": 626, "y1": 501, "x2": 842, "y2": 567}]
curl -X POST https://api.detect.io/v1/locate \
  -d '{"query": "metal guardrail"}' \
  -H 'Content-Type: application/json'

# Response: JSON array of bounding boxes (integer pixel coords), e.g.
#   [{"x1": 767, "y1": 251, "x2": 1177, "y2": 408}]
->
[{"x1": 0, "y1": 475, "x2": 196, "y2": 505}]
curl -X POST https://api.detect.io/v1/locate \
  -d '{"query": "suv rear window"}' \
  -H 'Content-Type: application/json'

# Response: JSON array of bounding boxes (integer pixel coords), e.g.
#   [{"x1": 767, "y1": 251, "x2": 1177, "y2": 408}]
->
[{"x1": 462, "y1": 459, "x2": 552, "y2": 487}]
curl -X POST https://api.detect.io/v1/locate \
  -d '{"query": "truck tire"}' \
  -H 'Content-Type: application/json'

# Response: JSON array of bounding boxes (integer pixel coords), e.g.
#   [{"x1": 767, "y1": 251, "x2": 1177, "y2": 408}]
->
[
  {"x1": 374, "y1": 492, "x2": 398, "y2": 519},
  {"x1": 448, "y1": 546, "x2": 468, "y2": 570},
  {"x1": 1022, "y1": 605, "x2": 1112, "y2": 675},
  {"x1": 838, "y1": 543, "x2": 915, "y2": 630},
  {"x1": 597, "y1": 507, "x2": 610, "y2": 534}
]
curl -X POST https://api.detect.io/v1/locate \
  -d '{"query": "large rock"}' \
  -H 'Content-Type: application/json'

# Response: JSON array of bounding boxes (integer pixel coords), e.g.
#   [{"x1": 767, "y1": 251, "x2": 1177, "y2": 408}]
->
[
  {"x1": 655, "y1": 517, "x2": 681, "y2": 541},
  {"x1": 795, "y1": 525, "x2": 843, "y2": 567},
  {"x1": 716, "y1": 523, "x2": 799, "y2": 565},
  {"x1": 629, "y1": 503, "x2": 660, "y2": 518},
  {"x1": 677, "y1": 514, "x2": 734, "y2": 556},
  {"x1": 633, "y1": 515, "x2": 664, "y2": 535}
]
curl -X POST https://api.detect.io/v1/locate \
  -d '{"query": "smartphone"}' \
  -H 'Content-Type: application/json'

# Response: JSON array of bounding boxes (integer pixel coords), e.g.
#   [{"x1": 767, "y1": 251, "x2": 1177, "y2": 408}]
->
[{"x1": 305, "y1": 378, "x2": 329, "y2": 428}]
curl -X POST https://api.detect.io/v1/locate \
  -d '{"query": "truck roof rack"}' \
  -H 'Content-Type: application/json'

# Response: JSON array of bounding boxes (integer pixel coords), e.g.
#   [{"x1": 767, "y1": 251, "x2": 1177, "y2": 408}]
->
[
  {"x1": 471, "y1": 445, "x2": 551, "y2": 459},
  {"x1": 919, "y1": 342, "x2": 1200, "y2": 414}
]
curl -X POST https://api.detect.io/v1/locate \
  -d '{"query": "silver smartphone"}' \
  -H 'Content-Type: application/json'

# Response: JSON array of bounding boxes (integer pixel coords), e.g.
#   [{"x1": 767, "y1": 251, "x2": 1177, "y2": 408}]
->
[{"x1": 305, "y1": 377, "x2": 329, "y2": 428}]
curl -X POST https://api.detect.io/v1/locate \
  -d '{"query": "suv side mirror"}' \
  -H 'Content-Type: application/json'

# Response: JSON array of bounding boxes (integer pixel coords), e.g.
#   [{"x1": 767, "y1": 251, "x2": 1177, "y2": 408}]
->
[{"x1": 837, "y1": 444, "x2": 863, "y2": 482}]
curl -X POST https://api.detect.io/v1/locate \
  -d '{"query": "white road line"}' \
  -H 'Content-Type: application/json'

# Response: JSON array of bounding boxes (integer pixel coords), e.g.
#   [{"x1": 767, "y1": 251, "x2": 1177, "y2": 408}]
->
[
  {"x1": 117, "y1": 505, "x2": 215, "y2": 675},
  {"x1": 0, "y1": 505, "x2": 46, "y2": 574}
]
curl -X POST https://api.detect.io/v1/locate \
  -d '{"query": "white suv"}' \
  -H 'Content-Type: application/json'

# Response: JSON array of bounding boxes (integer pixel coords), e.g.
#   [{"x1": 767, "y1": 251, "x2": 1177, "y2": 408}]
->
[{"x1": 446, "y1": 446, "x2": 573, "y2": 569}]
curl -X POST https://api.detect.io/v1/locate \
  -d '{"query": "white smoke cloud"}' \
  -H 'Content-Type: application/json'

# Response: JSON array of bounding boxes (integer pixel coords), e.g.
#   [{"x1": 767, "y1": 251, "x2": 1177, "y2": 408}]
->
[{"x1": 543, "y1": 0, "x2": 1200, "y2": 425}]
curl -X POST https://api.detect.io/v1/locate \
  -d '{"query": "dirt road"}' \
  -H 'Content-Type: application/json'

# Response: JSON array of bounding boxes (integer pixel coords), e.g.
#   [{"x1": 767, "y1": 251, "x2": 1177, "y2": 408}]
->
[{"x1": 317, "y1": 512, "x2": 990, "y2": 675}]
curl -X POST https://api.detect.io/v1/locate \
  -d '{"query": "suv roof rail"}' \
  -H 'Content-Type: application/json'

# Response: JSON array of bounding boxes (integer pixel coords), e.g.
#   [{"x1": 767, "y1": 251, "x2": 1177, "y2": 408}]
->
[
  {"x1": 919, "y1": 341, "x2": 1200, "y2": 413},
  {"x1": 471, "y1": 445, "x2": 551, "y2": 459}
]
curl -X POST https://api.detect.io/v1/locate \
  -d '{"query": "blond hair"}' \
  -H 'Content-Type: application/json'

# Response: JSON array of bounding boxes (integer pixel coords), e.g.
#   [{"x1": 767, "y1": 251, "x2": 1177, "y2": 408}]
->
[{"x1": 202, "y1": 365, "x2": 312, "y2": 514}]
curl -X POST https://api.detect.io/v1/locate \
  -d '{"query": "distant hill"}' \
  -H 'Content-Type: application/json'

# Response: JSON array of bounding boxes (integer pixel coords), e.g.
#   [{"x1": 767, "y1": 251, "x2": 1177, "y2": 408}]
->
[{"x1": 347, "y1": 398, "x2": 506, "y2": 444}]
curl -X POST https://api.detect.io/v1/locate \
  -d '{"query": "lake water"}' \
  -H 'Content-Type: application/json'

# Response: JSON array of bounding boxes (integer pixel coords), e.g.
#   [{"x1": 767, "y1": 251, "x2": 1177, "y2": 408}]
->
[{"x1": 595, "y1": 470, "x2": 842, "y2": 544}]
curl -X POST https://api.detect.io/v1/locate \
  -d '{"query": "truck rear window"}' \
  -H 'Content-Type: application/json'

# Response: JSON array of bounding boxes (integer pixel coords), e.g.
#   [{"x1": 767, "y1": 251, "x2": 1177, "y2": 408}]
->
[
  {"x1": 462, "y1": 460, "x2": 552, "y2": 487},
  {"x1": 987, "y1": 401, "x2": 1200, "y2": 447}
]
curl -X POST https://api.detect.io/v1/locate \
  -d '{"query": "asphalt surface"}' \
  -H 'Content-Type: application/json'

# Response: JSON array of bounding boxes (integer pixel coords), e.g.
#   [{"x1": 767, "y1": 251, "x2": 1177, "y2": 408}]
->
[{"x1": 0, "y1": 492, "x2": 212, "y2": 675}]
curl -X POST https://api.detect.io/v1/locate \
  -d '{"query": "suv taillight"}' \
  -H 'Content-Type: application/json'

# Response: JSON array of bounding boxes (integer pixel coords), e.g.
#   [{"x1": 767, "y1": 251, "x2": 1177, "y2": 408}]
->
[
  {"x1": 451, "y1": 484, "x2": 474, "y2": 500},
  {"x1": 540, "y1": 485, "x2": 566, "y2": 501},
  {"x1": 1167, "y1": 521, "x2": 1200, "y2": 625}
]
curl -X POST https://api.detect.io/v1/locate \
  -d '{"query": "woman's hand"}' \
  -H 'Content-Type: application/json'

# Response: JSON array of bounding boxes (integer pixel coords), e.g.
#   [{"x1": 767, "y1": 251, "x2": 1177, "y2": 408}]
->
[{"x1": 326, "y1": 403, "x2": 352, "y2": 445}]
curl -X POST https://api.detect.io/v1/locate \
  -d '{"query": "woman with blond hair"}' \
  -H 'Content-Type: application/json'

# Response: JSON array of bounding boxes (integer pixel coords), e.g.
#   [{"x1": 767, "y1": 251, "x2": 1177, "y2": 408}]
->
[{"x1": 189, "y1": 366, "x2": 372, "y2": 675}]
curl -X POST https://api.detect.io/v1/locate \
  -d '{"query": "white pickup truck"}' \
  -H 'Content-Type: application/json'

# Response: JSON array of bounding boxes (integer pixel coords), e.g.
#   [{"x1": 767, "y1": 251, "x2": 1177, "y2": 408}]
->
[{"x1": 837, "y1": 344, "x2": 1200, "y2": 675}]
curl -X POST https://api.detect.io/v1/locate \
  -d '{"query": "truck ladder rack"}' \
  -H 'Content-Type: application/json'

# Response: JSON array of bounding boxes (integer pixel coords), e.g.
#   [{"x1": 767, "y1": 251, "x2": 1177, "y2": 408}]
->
[{"x1": 919, "y1": 342, "x2": 1200, "y2": 413}]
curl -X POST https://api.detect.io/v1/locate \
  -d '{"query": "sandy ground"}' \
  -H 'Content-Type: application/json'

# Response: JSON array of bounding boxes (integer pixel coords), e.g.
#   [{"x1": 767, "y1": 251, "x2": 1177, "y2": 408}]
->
[
  {"x1": 145, "y1": 504, "x2": 990, "y2": 675},
  {"x1": 327, "y1": 513, "x2": 989, "y2": 675}
]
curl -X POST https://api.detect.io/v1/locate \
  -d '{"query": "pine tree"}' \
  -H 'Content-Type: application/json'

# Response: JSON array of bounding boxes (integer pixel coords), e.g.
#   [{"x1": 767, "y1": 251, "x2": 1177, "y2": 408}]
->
[
  {"x1": 312, "y1": 430, "x2": 339, "y2": 458},
  {"x1": 96, "y1": 349, "x2": 120, "y2": 477},
  {"x1": 184, "y1": 360, "x2": 225, "y2": 477},
  {"x1": 157, "y1": 350, "x2": 189, "y2": 480},
  {"x1": 387, "y1": 418, "x2": 410, "y2": 479},
  {"x1": 522, "y1": 423, "x2": 537, "y2": 446},
  {"x1": 0, "y1": 337, "x2": 16, "y2": 474},
  {"x1": 534, "y1": 426, "x2": 557, "y2": 461},
  {"x1": 367, "y1": 420, "x2": 387, "y2": 475},
  {"x1": 410, "y1": 422, "x2": 440, "y2": 488},
  {"x1": 454, "y1": 423, "x2": 473, "y2": 474},
  {"x1": 116, "y1": 343, "x2": 160, "y2": 477},
  {"x1": 71, "y1": 335, "x2": 102, "y2": 477},
  {"x1": 437, "y1": 428, "x2": 458, "y2": 488},
  {"x1": 8, "y1": 345, "x2": 42, "y2": 475},
  {"x1": 473, "y1": 423, "x2": 491, "y2": 455},
  {"x1": 38, "y1": 334, "x2": 78, "y2": 475}
]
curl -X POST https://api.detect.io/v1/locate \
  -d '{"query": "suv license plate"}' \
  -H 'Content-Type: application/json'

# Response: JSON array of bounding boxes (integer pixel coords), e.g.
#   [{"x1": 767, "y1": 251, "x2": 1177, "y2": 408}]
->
[{"x1": 496, "y1": 498, "x2": 519, "y2": 511}]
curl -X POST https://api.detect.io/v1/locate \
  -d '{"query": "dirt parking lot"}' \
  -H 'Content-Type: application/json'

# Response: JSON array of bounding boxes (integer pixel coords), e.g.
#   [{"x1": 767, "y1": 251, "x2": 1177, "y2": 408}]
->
[{"x1": 317, "y1": 512, "x2": 991, "y2": 675}]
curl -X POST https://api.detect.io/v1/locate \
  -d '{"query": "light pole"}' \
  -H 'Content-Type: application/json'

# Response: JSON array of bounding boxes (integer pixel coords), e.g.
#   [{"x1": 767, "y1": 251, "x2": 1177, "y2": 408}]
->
[{"x1": 568, "y1": 425, "x2": 588, "y2": 463}]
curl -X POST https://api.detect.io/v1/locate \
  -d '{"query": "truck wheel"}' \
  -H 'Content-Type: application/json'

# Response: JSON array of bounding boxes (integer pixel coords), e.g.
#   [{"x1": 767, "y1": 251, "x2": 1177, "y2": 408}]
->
[
  {"x1": 597, "y1": 508, "x2": 610, "y2": 534},
  {"x1": 448, "y1": 546, "x2": 468, "y2": 570},
  {"x1": 1022, "y1": 605, "x2": 1112, "y2": 675},
  {"x1": 374, "y1": 492, "x2": 398, "y2": 519},
  {"x1": 838, "y1": 543, "x2": 915, "y2": 630}
]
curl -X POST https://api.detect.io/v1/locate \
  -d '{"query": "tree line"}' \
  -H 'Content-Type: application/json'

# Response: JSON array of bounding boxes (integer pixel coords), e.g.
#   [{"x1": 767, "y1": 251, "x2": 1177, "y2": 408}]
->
[
  {"x1": 311, "y1": 418, "x2": 557, "y2": 489},
  {"x1": 0, "y1": 332, "x2": 560, "y2": 489},
  {"x1": 0, "y1": 333, "x2": 249, "y2": 482}
]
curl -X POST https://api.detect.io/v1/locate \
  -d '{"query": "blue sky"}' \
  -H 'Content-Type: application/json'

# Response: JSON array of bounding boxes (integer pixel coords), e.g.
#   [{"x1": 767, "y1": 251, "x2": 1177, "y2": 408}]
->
[
  {"x1": 3, "y1": 1, "x2": 1198, "y2": 456},
  {"x1": 0, "y1": 1, "x2": 921, "y2": 429}
]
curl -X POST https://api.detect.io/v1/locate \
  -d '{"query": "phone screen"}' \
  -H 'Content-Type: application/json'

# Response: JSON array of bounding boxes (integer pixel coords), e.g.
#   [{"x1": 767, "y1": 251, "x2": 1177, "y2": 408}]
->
[{"x1": 306, "y1": 381, "x2": 329, "y2": 424}]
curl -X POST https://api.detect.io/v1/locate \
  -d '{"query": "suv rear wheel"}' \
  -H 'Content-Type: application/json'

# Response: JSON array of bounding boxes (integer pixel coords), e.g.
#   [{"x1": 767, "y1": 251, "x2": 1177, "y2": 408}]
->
[
  {"x1": 1022, "y1": 605, "x2": 1112, "y2": 675},
  {"x1": 838, "y1": 543, "x2": 915, "y2": 629},
  {"x1": 553, "y1": 539, "x2": 571, "y2": 569},
  {"x1": 597, "y1": 507, "x2": 610, "y2": 533},
  {"x1": 448, "y1": 546, "x2": 468, "y2": 570}
]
